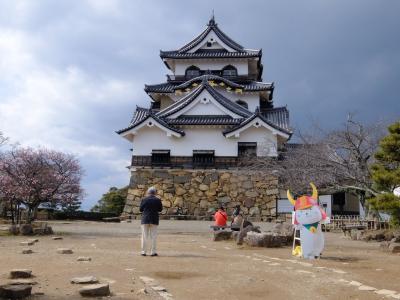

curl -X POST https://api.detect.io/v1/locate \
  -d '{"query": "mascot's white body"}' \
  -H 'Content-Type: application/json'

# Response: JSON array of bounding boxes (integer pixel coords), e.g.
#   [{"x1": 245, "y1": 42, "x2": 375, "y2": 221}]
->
[{"x1": 288, "y1": 183, "x2": 327, "y2": 260}]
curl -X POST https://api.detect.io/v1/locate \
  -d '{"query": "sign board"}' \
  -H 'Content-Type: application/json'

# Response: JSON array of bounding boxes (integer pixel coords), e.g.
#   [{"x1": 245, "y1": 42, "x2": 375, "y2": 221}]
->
[
  {"x1": 277, "y1": 199, "x2": 293, "y2": 214},
  {"x1": 318, "y1": 195, "x2": 332, "y2": 218}
]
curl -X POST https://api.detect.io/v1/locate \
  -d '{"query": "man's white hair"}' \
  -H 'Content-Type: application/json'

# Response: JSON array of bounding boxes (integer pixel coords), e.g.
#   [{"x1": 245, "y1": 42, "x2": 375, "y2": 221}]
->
[{"x1": 147, "y1": 186, "x2": 157, "y2": 195}]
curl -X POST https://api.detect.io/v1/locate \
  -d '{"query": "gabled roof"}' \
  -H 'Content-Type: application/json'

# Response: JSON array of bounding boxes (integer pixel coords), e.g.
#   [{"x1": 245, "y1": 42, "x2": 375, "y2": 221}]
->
[
  {"x1": 144, "y1": 75, "x2": 273, "y2": 94},
  {"x1": 116, "y1": 106, "x2": 185, "y2": 136},
  {"x1": 160, "y1": 17, "x2": 261, "y2": 60},
  {"x1": 223, "y1": 107, "x2": 292, "y2": 137},
  {"x1": 156, "y1": 79, "x2": 252, "y2": 118},
  {"x1": 179, "y1": 16, "x2": 243, "y2": 53}
]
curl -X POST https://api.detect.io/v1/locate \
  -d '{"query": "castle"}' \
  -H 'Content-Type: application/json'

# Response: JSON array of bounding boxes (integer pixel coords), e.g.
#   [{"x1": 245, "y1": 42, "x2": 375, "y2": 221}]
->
[{"x1": 118, "y1": 16, "x2": 292, "y2": 220}]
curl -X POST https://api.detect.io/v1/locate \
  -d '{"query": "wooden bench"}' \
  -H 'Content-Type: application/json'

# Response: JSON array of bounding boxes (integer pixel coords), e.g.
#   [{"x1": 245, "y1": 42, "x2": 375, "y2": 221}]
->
[{"x1": 210, "y1": 225, "x2": 240, "y2": 231}]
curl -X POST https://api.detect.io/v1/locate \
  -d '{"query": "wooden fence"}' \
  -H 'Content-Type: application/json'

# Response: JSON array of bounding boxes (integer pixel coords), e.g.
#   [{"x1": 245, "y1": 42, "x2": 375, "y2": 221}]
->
[{"x1": 325, "y1": 215, "x2": 391, "y2": 231}]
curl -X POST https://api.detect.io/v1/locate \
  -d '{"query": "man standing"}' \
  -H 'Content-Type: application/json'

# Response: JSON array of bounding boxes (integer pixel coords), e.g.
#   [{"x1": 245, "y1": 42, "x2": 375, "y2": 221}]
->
[{"x1": 139, "y1": 186, "x2": 163, "y2": 256}]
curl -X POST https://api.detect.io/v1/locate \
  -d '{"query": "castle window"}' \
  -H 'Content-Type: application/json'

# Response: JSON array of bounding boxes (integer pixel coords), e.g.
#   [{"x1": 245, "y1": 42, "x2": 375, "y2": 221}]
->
[
  {"x1": 206, "y1": 42, "x2": 212, "y2": 47},
  {"x1": 238, "y1": 142, "x2": 257, "y2": 158},
  {"x1": 151, "y1": 150, "x2": 171, "y2": 166},
  {"x1": 193, "y1": 150, "x2": 215, "y2": 167},
  {"x1": 151, "y1": 101, "x2": 161, "y2": 110},
  {"x1": 236, "y1": 100, "x2": 248, "y2": 109},
  {"x1": 185, "y1": 66, "x2": 201, "y2": 78},
  {"x1": 222, "y1": 65, "x2": 237, "y2": 77}
]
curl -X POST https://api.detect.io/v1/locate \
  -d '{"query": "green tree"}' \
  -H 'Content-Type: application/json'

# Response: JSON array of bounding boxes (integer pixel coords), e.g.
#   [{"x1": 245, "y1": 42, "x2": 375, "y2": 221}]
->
[
  {"x1": 91, "y1": 186, "x2": 128, "y2": 214},
  {"x1": 369, "y1": 121, "x2": 400, "y2": 226}
]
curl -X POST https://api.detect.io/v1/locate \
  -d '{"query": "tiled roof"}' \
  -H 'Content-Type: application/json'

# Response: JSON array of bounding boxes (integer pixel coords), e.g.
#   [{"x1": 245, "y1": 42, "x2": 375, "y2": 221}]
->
[
  {"x1": 144, "y1": 75, "x2": 273, "y2": 94},
  {"x1": 156, "y1": 80, "x2": 252, "y2": 118},
  {"x1": 116, "y1": 106, "x2": 185, "y2": 136},
  {"x1": 262, "y1": 107, "x2": 291, "y2": 132},
  {"x1": 117, "y1": 106, "x2": 291, "y2": 138},
  {"x1": 160, "y1": 50, "x2": 261, "y2": 59},
  {"x1": 178, "y1": 17, "x2": 244, "y2": 53},
  {"x1": 166, "y1": 115, "x2": 244, "y2": 126},
  {"x1": 223, "y1": 107, "x2": 292, "y2": 136}
]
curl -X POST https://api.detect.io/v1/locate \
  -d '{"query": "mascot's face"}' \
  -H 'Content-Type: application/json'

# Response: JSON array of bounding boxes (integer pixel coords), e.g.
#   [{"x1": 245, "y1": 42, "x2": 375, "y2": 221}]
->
[
  {"x1": 295, "y1": 205, "x2": 323, "y2": 225},
  {"x1": 287, "y1": 183, "x2": 327, "y2": 226}
]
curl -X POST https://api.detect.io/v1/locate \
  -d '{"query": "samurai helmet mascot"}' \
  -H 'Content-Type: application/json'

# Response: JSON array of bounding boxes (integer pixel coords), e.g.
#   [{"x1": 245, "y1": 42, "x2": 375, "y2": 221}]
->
[{"x1": 287, "y1": 183, "x2": 327, "y2": 259}]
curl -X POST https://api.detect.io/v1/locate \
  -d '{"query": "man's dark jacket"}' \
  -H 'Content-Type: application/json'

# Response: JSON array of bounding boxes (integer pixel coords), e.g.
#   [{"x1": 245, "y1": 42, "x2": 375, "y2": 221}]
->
[{"x1": 139, "y1": 195, "x2": 163, "y2": 225}]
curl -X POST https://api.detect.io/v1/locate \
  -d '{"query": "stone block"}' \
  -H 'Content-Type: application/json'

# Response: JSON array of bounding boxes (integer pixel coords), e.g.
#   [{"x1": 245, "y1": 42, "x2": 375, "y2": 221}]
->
[
  {"x1": 249, "y1": 207, "x2": 260, "y2": 216},
  {"x1": 79, "y1": 283, "x2": 110, "y2": 297},
  {"x1": 245, "y1": 232, "x2": 286, "y2": 248},
  {"x1": 245, "y1": 190, "x2": 258, "y2": 198},
  {"x1": 77, "y1": 257, "x2": 92, "y2": 262},
  {"x1": 162, "y1": 200, "x2": 171, "y2": 208},
  {"x1": 213, "y1": 231, "x2": 232, "y2": 241},
  {"x1": 71, "y1": 276, "x2": 99, "y2": 284},
  {"x1": 174, "y1": 174, "x2": 192, "y2": 183},
  {"x1": 0, "y1": 285, "x2": 32, "y2": 299},
  {"x1": 57, "y1": 248, "x2": 73, "y2": 254},
  {"x1": 199, "y1": 184, "x2": 209, "y2": 191},
  {"x1": 389, "y1": 242, "x2": 400, "y2": 253},
  {"x1": 21, "y1": 249, "x2": 33, "y2": 255},
  {"x1": 10, "y1": 270, "x2": 32, "y2": 279},
  {"x1": 19, "y1": 224, "x2": 33, "y2": 236},
  {"x1": 175, "y1": 187, "x2": 186, "y2": 196}
]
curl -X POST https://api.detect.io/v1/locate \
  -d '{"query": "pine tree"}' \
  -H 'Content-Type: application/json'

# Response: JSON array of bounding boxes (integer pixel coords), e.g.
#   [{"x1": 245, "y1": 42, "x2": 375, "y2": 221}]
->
[
  {"x1": 369, "y1": 121, "x2": 400, "y2": 225},
  {"x1": 91, "y1": 186, "x2": 128, "y2": 215}
]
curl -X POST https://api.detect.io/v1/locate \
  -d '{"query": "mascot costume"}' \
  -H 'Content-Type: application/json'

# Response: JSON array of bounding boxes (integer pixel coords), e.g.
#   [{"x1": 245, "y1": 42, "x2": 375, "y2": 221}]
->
[{"x1": 287, "y1": 183, "x2": 327, "y2": 259}]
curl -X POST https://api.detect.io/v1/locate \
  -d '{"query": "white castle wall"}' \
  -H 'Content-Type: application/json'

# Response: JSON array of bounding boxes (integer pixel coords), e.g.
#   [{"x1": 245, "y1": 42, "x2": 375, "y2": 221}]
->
[
  {"x1": 131, "y1": 126, "x2": 278, "y2": 157},
  {"x1": 174, "y1": 60, "x2": 249, "y2": 76}
]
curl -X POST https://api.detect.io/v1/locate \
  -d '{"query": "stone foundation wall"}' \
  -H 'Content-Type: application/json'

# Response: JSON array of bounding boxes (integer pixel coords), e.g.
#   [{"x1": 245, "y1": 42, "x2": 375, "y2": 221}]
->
[{"x1": 122, "y1": 169, "x2": 278, "y2": 221}]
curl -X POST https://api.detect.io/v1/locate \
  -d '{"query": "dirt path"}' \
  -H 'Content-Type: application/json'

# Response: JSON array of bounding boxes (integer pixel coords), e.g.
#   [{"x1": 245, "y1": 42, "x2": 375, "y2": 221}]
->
[{"x1": 0, "y1": 221, "x2": 399, "y2": 299}]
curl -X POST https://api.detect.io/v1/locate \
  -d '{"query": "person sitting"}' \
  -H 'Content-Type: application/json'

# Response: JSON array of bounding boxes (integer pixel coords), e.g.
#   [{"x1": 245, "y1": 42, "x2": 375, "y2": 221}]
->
[
  {"x1": 214, "y1": 206, "x2": 228, "y2": 228},
  {"x1": 230, "y1": 205, "x2": 252, "y2": 231}
]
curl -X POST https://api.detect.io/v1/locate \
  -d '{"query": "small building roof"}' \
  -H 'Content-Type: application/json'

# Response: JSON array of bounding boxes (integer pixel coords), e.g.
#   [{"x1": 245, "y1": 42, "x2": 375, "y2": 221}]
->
[
  {"x1": 223, "y1": 107, "x2": 292, "y2": 137},
  {"x1": 116, "y1": 106, "x2": 185, "y2": 136}
]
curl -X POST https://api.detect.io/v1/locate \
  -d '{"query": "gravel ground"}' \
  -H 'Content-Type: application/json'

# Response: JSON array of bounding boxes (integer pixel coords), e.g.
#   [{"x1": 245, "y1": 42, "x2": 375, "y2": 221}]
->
[{"x1": 0, "y1": 220, "x2": 399, "y2": 300}]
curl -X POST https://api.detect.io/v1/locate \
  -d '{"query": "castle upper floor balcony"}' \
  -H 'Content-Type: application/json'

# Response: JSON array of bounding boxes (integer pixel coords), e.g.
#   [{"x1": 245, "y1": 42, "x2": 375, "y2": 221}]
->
[{"x1": 166, "y1": 72, "x2": 258, "y2": 83}]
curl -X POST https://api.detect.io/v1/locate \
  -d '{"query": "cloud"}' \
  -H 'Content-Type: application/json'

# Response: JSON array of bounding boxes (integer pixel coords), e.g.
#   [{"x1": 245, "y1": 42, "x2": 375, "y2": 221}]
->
[{"x1": 0, "y1": 25, "x2": 137, "y2": 209}]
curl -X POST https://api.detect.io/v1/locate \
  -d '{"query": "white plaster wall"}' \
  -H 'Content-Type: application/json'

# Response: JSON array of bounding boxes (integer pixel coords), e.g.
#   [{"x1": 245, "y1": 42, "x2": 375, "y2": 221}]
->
[
  {"x1": 189, "y1": 31, "x2": 236, "y2": 53},
  {"x1": 132, "y1": 126, "x2": 278, "y2": 157},
  {"x1": 217, "y1": 89, "x2": 260, "y2": 112},
  {"x1": 169, "y1": 89, "x2": 241, "y2": 118},
  {"x1": 237, "y1": 126, "x2": 278, "y2": 156},
  {"x1": 167, "y1": 87, "x2": 259, "y2": 113},
  {"x1": 174, "y1": 60, "x2": 248, "y2": 76}
]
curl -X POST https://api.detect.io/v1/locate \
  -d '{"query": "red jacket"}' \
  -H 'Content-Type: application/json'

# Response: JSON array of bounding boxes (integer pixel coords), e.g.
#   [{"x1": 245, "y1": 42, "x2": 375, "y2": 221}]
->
[{"x1": 214, "y1": 210, "x2": 228, "y2": 226}]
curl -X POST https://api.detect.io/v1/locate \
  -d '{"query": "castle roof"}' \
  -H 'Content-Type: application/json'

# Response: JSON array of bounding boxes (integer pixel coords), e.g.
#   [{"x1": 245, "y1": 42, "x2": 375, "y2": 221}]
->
[
  {"x1": 156, "y1": 79, "x2": 252, "y2": 118},
  {"x1": 223, "y1": 107, "x2": 292, "y2": 137},
  {"x1": 117, "y1": 82, "x2": 291, "y2": 138},
  {"x1": 160, "y1": 17, "x2": 261, "y2": 60},
  {"x1": 144, "y1": 74, "x2": 273, "y2": 94}
]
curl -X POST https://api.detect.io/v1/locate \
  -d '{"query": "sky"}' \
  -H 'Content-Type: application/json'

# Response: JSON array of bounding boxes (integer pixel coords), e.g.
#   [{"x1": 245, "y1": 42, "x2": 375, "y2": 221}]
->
[{"x1": 0, "y1": 0, "x2": 399, "y2": 210}]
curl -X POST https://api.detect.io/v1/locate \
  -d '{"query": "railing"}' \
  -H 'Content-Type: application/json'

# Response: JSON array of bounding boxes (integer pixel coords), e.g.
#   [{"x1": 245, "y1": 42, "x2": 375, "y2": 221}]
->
[
  {"x1": 324, "y1": 215, "x2": 391, "y2": 231},
  {"x1": 131, "y1": 155, "x2": 241, "y2": 169},
  {"x1": 166, "y1": 72, "x2": 258, "y2": 83}
]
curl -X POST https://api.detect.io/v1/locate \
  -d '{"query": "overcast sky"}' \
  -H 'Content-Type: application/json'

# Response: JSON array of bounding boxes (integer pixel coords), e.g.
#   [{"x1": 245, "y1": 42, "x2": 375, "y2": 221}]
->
[{"x1": 0, "y1": 0, "x2": 399, "y2": 210}]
